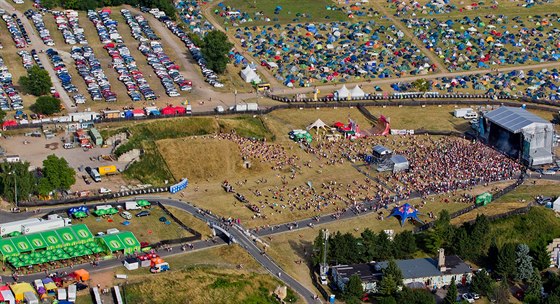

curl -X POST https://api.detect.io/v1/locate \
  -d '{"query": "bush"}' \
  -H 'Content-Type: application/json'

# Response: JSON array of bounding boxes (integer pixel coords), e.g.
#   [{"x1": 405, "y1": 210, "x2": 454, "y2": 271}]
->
[
  {"x1": 19, "y1": 66, "x2": 52, "y2": 96},
  {"x1": 31, "y1": 96, "x2": 61, "y2": 115}
]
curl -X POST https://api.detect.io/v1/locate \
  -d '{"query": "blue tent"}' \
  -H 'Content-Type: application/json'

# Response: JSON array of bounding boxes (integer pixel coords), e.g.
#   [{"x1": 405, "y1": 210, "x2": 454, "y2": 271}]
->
[{"x1": 388, "y1": 203, "x2": 423, "y2": 226}]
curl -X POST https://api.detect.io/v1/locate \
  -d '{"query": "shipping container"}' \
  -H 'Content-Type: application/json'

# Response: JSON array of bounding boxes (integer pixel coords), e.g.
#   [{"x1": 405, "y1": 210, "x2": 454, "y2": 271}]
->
[{"x1": 98, "y1": 165, "x2": 117, "y2": 176}]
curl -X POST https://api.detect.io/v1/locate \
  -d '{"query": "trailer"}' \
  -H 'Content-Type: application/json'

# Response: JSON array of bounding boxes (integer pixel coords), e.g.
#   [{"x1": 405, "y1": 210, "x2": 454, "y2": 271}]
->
[
  {"x1": 453, "y1": 108, "x2": 474, "y2": 118},
  {"x1": 113, "y1": 286, "x2": 123, "y2": 304},
  {"x1": 246, "y1": 103, "x2": 258, "y2": 111},
  {"x1": 98, "y1": 165, "x2": 117, "y2": 176},
  {"x1": 235, "y1": 104, "x2": 248, "y2": 112},
  {"x1": 67, "y1": 285, "x2": 76, "y2": 302},
  {"x1": 92, "y1": 287, "x2": 102, "y2": 304},
  {"x1": 23, "y1": 291, "x2": 38, "y2": 304},
  {"x1": 69, "y1": 111, "x2": 100, "y2": 122},
  {"x1": 57, "y1": 288, "x2": 67, "y2": 301},
  {"x1": 22, "y1": 218, "x2": 71, "y2": 235},
  {"x1": 89, "y1": 128, "x2": 103, "y2": 146},
  {"x1": 102, "y1": 110, "x2": 122, "y2": 119},
  {"x1": 0, "y1": 218, "x2": 41, "y2": 237},
  {"x1": 215, "y1": 106, "x2": 224, "y2": 113}
]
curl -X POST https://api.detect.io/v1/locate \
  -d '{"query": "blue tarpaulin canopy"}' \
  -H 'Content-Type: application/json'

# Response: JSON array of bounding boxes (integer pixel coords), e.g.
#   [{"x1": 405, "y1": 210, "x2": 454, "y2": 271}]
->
[{"x1": 388, "y1": 203, "x2": 423, "y2": 226}]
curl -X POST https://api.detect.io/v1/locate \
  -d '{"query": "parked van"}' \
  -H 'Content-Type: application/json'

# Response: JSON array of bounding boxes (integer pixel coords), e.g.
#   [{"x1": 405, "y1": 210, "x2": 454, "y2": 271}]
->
[{"x1": 63, "y1": 142, "x2": 74, "y2": 149}]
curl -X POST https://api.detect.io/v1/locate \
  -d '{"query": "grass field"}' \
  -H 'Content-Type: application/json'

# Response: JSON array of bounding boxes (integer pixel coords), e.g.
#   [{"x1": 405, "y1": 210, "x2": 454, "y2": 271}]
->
[
  {"x1": 166, "y1": 206, "x2": 214, "y2": 239},
  {"x1": 220, "y1": 0, "x2": 347, "y2": 26},
  {"x1": 79, "y1": 245, "x2": 299, "y2": 304},
  {"x1": 73, "y1": 205, "x2": 192, "y2": 244}
]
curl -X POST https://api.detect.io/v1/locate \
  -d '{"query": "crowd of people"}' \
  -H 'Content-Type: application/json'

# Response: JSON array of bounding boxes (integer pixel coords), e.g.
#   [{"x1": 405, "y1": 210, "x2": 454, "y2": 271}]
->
[{"x1": 211, "y1": 129, "x2": 522, "y2": 226}]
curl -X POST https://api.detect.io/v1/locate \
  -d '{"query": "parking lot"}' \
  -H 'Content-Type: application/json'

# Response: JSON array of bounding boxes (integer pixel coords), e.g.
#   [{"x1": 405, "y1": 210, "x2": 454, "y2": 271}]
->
[{"x1": 0, "y1": 132, "x2": 133, "y2": 193}]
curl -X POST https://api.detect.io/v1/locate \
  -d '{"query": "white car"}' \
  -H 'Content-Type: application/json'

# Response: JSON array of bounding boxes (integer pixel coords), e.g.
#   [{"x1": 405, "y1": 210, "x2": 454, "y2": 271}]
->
[
  {"x1": 120, "y1": 211, "x2": 132, "y2": 220},
  {"x1": 462, "y1": 293, "x2": 475, "y2": 303}
]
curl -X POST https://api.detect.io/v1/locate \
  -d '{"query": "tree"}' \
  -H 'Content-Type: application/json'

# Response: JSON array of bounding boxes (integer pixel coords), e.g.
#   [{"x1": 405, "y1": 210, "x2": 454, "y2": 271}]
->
[
  {"x1": 515, "y1": 244, "x2": 534, "y2": 281},
  {"x1": 312, "y1": 230, "x2": 326, "y2": 266},
  {"x1": 434, "y1": 210, "x2": 454, "y2": 247},
  {"x1": 393, "y1": 231, "x2": 417, "y2": 259},
  {"x1": 377, "y1": 296, "x2": 397, "y2": 304},
  {"x1": 411, "y1": 78, "x2": 430, "y2": 92},
  {"x1": 531, "y1": 240, "x2": 551, "y2": 271},
  {"x1": 376, "y1": 231, "x2": 394, "y2": 260},
  {"x1": 41, "y1": 155, "x2": 76, "y2": 193},
  {"x1": 0, "y1": 162, "x2": 36, "y2": 203},
  {"x1": 397, "y1": 287, "x2": 436, "y2": 304},
  {"x1": 422, "y1": 230, "x2": 443, "y2": 255},
  {"x1": 471, "y1": 269, "x2": 494, "y2": 297},
  {"x1": 19, "y1": 65, "x2": 52, "y2": 96},
  {"x1": 379, "y1": 259, "x2": 403, "y2": 296},
  {"x1": 443, "y1": 277, "x2": 458, "y2": 304},
  {"x1": 360, "y1": 228, "x2": 378, "y2": 262},
  {"x1": 344, "y1": 274, "x2": 363, "y2": 300},
  {"x1": 201, "y1": 30, "x2": 233, "y2": 74},
  {"x1": 31, "y1": 96, "x2": 61, "y2": 115},
  {"x1": 496, "y1": 243, "x2": 516, "y2": 279},
  {"x1": 490, "y1": 278, "x2": 510, "y2": 304},
  {"x1": 545, "y1": 295, "x2": 560, "y2": 304},
  {"x1": 524, "y1": 269, "x2": 543, "y2": 304},
  {"x1": 469, "y1": 214, "x2": 491, "y2": 259}
]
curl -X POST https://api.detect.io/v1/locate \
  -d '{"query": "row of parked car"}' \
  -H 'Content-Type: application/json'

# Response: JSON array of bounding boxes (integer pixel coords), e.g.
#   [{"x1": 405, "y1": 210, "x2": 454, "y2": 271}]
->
[
  {"x1": 89, "y1": 9, "x2": 156, "y2": 101},
  {"x1": 121, "y1": 9, "x2": 159, "y2": 41},
  {"x1": 71, "y1": 46, "x2": 116, "y2": 102},
  {"x1": 17, "y1": 49, "x2": 44, "y2": 70},
  {"x1": 45, "y1": 48, "x2": 78, "y2": 93},
  {"x1": 152, "y1": 9, "x2": 224, "y2": 88},
  {"x1": 2, "y1": 12, "x2": 30, "y2": 48},
  {"x1": 24, "y1": 9, "x2": 54, "y2": 46},
  {"x1": 0, "y1": 56, "x2": 23, "y2": 111},
  {"x1": 88, "y1": 8, "x2": 122, "y2": 44},
  {"x1": 53, "y1": 10, "x2": 87, "y2": 45},
  {"x1": 121, "y1": 10, "x2": 191, "y2": 96}
]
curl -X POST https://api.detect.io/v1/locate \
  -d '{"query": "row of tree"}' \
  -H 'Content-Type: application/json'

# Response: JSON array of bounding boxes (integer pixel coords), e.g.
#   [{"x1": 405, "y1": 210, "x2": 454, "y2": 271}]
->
[
  {"x1": 312, "y1": 229, "x2": 417, "y2": 266},
  {"x1": 40, "y1": 0, "x2": 176, "y2": 19},
  {"x1": 0, "y1": 155, "x2": 75, "y2": 203}
]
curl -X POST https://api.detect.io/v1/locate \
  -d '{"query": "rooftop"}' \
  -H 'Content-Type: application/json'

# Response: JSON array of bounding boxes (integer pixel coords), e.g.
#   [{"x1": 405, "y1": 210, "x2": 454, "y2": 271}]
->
[
  {"x1": 485, "y1": 106, "x2": 551, "y2": 133},
  {"x1": 331, "y1": 263, "x2": 380, "y2": 282}
]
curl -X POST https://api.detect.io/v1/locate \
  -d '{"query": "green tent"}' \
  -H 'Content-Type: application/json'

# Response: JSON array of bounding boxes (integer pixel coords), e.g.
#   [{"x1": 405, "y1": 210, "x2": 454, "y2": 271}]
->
[
  {"x1": 106, "y1": 208, "x2": 119, "y2": 215},
  {"x1": 73, "y1": 211, "x2": 88, "y2": 219},
  {"x1": 94, "y1": 209, "x2": 108, "y2": 216},
  {"x1": 97, "y1": 231, "x2": 141, "y2": 254},
  {"x1": 137, "y1": 200, "x2": 151, "y2": 207},
  {"x1": 476, "y1": 192, "x2": 493, "y2": 206}
]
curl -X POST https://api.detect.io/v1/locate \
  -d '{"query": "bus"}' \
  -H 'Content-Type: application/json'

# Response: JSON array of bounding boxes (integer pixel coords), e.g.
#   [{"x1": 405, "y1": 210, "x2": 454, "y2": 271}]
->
[{"x1": 256, "y1": 83, "x2": 271, "y2": 91}]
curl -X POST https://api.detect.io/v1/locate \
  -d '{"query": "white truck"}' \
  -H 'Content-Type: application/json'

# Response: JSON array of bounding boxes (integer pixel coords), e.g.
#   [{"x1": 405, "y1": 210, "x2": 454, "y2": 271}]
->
[
  {"x1": 125, "y1": 201, "x2": 141, "y2": 210},
  {"x1": 234, "y1": 104, "x2": 248, "y2": 112},
  {"x1": 22, "y1": 218, "x2": 72, "y2": 235},
  {"x1": 215, "y1": 106, "x2": 224, "y2": 113},
  {"x1": 0, "y1": 218, "x2": 41, "y2": 237},
  {"x1": 453, "y1": 108, "x2": 474, "y2": 118},
  {"x1": 186, "y1": 104, "x2": 192, "y2": 114}
]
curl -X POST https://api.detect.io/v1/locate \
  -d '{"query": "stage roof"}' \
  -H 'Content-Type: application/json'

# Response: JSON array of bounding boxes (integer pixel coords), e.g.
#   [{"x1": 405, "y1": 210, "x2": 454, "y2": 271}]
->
[{"x1": 485, "y1": 106, "x2": 550, "y2": 133}]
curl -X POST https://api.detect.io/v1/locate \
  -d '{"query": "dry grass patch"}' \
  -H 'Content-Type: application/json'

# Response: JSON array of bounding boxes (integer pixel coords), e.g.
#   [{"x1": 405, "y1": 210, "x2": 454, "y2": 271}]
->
[
  {"x1": 165, "y1": 206, "x2": 214, "y2": 239},
  {"x1": 268, "y1": 107, "x2": 372, "y2": 133},
  {"x1": 157, "y1": 137, "x2": 244, "y2": 182}
]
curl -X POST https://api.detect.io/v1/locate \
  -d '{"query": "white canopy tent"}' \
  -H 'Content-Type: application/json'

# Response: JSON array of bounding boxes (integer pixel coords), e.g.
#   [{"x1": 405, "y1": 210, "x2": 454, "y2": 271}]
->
[
  {"x1": 240, "y1": 65, "x2": 261, "y2": 83},
  {"x1": 306, "y1": 119, "x2": 329, "y2": 131},
  {"x1": 350, "y1": 85, "x2": 365, "y2": 98},
  {"x1": 336, "y1": 85, "x2": 350, "y2": 99}
]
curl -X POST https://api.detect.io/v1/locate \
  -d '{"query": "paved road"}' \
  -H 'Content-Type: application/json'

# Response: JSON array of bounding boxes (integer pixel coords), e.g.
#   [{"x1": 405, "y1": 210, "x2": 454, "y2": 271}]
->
[{"x1": 0, "y1": 0, "x2": 75, "y2": 110}]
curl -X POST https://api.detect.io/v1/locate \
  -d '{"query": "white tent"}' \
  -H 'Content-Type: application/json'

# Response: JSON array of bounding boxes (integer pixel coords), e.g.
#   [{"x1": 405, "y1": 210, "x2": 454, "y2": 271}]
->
[
  {"x1": 240, "y1": 66, "x2": 261, "y2": 83},
  {"x1": 553, "y1": 197, "x2": 560, "y2": 212},
  {"x1": 336, "y1": 85, "x2": 350, "y2": 99},
  {"x1": 306, "y1": 119, "x2": 328, "y2": 131},
  {"x1": 350, "y1": 85, "x2": 365, "y2": 98}
]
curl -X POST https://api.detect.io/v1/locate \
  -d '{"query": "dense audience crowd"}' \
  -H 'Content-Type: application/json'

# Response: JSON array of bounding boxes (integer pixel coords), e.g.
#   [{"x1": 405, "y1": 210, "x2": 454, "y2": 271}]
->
[{"x1": 211, "y1": 131, "x2": 522, "y2": 223}]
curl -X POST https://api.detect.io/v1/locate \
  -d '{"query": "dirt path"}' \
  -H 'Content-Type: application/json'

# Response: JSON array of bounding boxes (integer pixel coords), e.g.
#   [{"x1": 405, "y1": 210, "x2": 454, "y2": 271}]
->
[
  {"x1": 0, "y1": 0, "x2": 75, "y2": 110},
  {"x1": 372, "y1": 2, "x2": 449, "y2": 73},
  {"x1": 201, "y1": 2, "x2": 283, "y2": 89}
]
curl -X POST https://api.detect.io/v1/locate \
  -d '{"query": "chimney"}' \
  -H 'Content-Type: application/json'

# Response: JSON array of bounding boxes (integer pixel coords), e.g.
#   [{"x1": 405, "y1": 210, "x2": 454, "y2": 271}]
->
[{"x1": 438, "y1": 248, "x2": 446, "y2": 272}]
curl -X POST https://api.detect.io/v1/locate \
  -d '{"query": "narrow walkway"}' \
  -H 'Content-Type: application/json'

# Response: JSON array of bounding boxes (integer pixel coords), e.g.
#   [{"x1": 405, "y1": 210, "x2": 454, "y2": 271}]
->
[{"x1": 372, "y1": 2, "x2": 449, "y2": 73}]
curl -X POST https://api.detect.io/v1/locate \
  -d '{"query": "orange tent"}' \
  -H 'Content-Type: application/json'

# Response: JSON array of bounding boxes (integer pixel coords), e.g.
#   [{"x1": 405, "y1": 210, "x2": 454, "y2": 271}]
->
[{"x1": 74, "y1": 269, "x2": 90, "y2": 281}]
